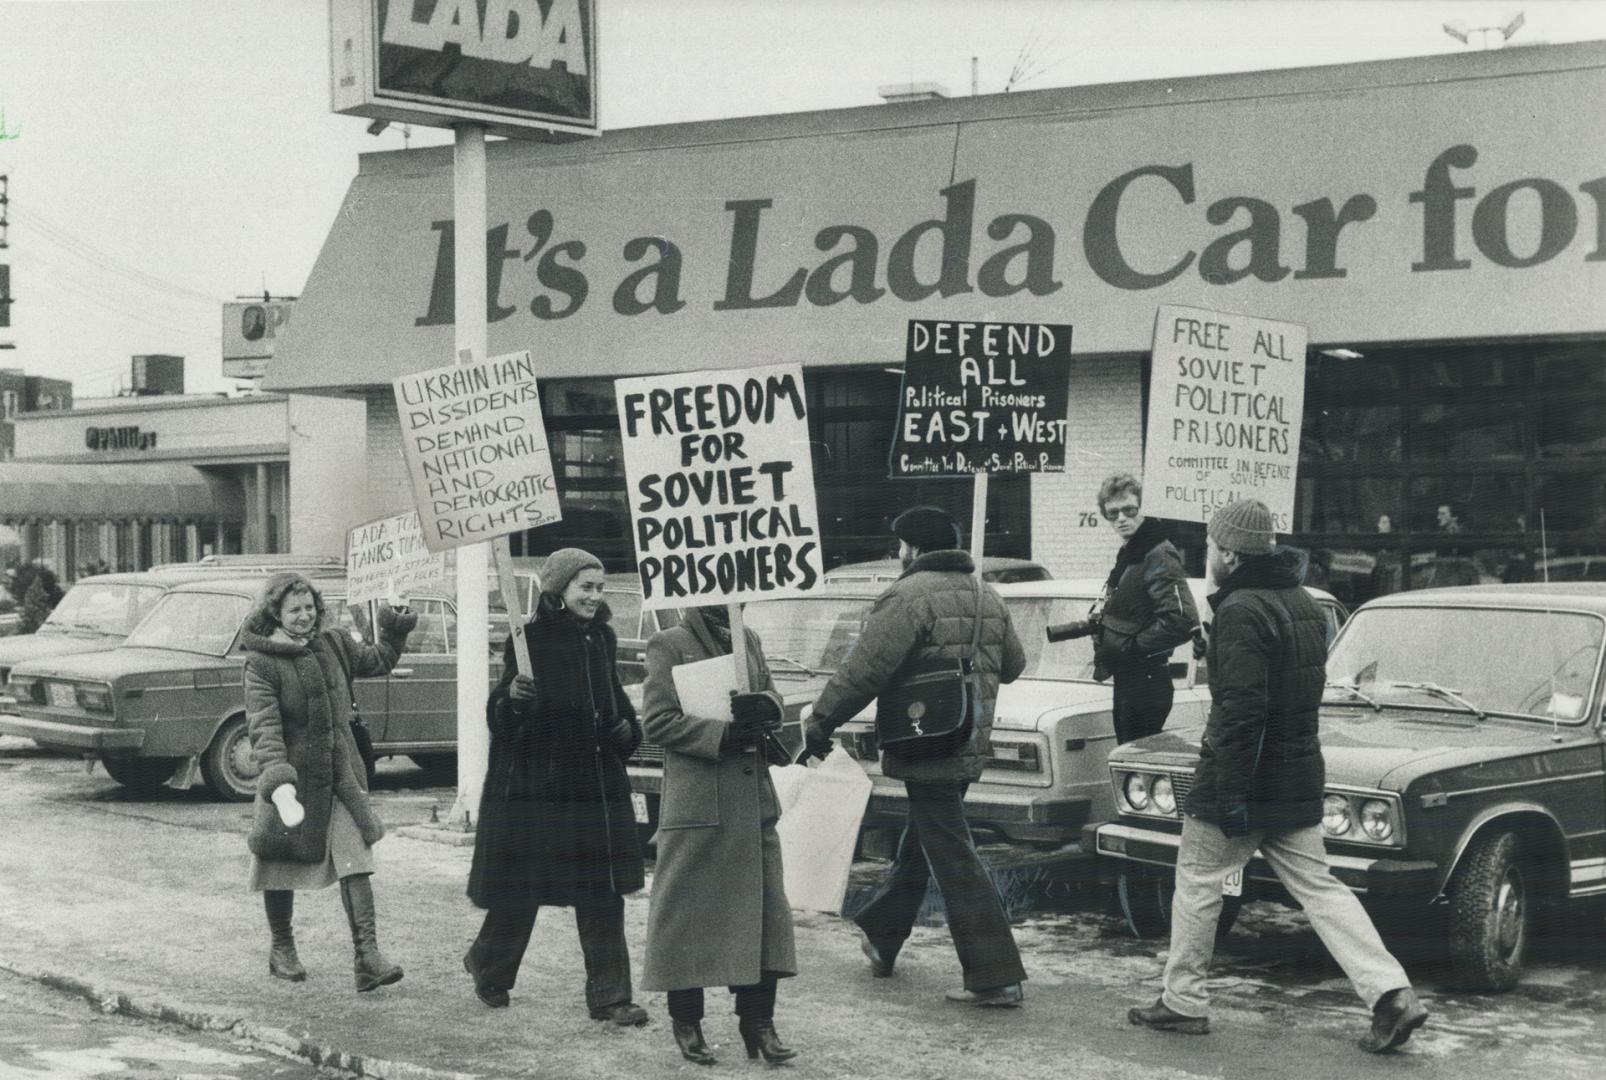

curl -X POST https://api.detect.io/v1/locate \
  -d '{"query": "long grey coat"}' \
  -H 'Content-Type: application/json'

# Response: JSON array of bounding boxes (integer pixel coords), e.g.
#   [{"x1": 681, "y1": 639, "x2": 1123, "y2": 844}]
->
[{"x1": 639, "y1": 608, "x2": 797, "y2": 992}]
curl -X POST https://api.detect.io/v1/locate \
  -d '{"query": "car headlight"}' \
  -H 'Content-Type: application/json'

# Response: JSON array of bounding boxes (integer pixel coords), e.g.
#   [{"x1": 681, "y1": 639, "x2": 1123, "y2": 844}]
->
[
  {"x1": 75, "y1": 684, "x2": 114, "y2": 713},
  {"x1": 1322, "y1": 793, "x2": 1353, "y2": 836},
  {"x1": 1123, "y1": 772, "x2": 1150, "y2": 811},
  {"x1": 1151, "y1": 774, "x2": 1176, "y2": 816},
  {"x1": 1359, "y1": 798, "x2": 1395, "y2": 841}
]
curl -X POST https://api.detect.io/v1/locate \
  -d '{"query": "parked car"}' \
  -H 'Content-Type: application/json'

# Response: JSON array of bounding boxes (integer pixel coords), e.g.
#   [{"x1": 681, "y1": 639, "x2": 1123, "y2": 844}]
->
[
  {"x1": 0, "y1": 594, "x2": 21, "y2": 638},
  {"x1": 824, "y1": 556, "x2": 1052, "y2": 586},
  {"x1": 0, "y1": 569, "x2": 677, "y2": 806},
  {"x1": 1089, "y1": 582, "x2": 1606, "y2": 991},
  {"x1": 0, "y1": 558, "x2": 341, "y2": 707}
]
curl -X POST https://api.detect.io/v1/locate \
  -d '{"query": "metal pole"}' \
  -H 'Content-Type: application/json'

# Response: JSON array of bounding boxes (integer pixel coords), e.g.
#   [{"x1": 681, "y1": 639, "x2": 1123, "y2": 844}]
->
[{"x1": 449, "y1": 124, "x2": 491, "y2": 828}]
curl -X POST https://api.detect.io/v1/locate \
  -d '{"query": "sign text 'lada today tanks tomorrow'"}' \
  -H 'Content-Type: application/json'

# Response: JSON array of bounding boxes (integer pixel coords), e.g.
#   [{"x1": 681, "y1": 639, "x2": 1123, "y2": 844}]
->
[{"x1": 412, "y1": 145, "x2": 1606, "y2": 324}]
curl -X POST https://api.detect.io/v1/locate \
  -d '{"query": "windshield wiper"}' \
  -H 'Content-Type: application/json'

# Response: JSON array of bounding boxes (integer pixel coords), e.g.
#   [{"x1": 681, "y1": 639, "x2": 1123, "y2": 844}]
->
[
  {"x1": 1323, "y1": 680, "x2": 1381, "y2": 711},
  {"x1": 765, "y1": 654, "x2": 820, "y2": 677},
  {"x1": 1386, "y1": 680, "x2": 1486, "y2": 720}
]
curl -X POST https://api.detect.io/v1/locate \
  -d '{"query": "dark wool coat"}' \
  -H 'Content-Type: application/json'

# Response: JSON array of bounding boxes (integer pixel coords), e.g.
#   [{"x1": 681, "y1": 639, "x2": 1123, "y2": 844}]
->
[
  {"x1": 467, "y1": 597, "x2": 646, "y2": 911},
  {"x1": 242, "y1": 607, "x2": 414, "y2": 863},
  {"x1": 1095, "y1": 519, "x2": 1199, "y2": 674},
  {"x1": 640, "y1": 608, "x2": 797, "y2": 991},
  {"x1": 1186, "y1": 549, "x2": 1329, "y2": 833},
  {"x1": 813, "y1": 549, "x2": 1027, "y2": 783}
]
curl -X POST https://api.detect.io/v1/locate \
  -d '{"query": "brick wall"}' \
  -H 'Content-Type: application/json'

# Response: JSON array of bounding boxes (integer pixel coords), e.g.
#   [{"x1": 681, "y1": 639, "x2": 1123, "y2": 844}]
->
[{"x1": 1031, "y1": 355, "x2": 1144, "y2": 580}]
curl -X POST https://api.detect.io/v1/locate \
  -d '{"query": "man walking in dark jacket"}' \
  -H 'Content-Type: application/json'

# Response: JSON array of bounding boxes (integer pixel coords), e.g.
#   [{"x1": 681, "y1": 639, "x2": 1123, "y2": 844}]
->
[
  {"x1": 1091, "y1": 473, "x2": 1199, "y2": 743},
  {"x1": 804, "y1": 506, "x2": 1028, "y2": 1006},
  {"x1": 1128, "y1": 499, "x2": 1428, "y2": 1052}
]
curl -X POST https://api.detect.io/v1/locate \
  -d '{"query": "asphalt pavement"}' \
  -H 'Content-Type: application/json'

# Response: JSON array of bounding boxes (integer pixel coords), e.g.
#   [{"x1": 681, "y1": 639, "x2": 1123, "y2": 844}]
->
[{"x1": 3, "y1": 735, "x2": 1606, "y2": 1080}]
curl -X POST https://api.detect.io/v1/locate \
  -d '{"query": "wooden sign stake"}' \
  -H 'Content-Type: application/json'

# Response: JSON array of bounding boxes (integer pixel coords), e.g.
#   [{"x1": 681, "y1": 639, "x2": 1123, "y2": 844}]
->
[
  {"x1": 490, "y1": 535, "x2": 533, "y2": 678},
  {"x1": 970, "y1": 472, "x2": 989, "y2": 580}
]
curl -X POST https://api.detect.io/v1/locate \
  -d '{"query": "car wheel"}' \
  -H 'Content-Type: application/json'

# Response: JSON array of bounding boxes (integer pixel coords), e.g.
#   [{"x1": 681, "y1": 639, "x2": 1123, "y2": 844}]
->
[
  {"x1": 1447, "y1": 830, "x2": 1532, "y2": 991},
  {"x1": 409, "y1": 753, "x2": 456, "y2": 786},
  {"x1": 1117, "y1": 867, "x2": 1242, "y2": 941},
  {"x1": 200, "y1": 715, "x2": 260, "y2": 802},
  {"x1": 100, "y1": 754, "x2": 181, "y2": 793}
]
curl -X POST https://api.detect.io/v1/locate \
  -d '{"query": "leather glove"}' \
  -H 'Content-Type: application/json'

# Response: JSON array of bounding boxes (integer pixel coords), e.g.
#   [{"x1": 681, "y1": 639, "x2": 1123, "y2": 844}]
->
[
  {"x1": 761, "y1": 732, "x2": 793, "y2": 768},
  {"x1": 1192, "y1": 623, "x2": 1210, "y2": 661},
  {"x1": 1219, "y1": 804, "x2": 1252, "y2": 839},
  {"x1": 802, "y1": 717, "x2": 834, "y2": 762},
  {"x1": 507, "y1": 674, "x2": 538, "y2": 703},
  {"x1": 730, "y1": 689, "x2": 784, "y2": 732},
  {"x1": 720, "y1": 724, "x2": 760, "y2": 753},
  {"x1": 378, "y1": 603, "x2": 419, "y2": 637},
  {"x1": 607, "y1": 715, "x2": 637, "y2": 756}
]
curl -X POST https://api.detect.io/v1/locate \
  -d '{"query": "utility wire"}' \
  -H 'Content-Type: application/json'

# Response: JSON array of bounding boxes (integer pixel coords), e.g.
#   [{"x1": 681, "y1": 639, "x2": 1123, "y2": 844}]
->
[{"x1": 8, "y1": 206, "x2": 223, "y2": 305}]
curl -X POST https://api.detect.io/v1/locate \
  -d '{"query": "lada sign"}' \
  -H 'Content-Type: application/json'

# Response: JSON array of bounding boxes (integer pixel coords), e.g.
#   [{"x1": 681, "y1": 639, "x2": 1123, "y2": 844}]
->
[{"x1": 329, "y1": 0, "x2": 598, "y2": 140}]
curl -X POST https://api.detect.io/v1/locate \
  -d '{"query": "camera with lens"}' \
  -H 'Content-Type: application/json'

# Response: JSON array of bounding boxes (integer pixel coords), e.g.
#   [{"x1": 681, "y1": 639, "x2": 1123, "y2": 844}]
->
[{"x1": 1045, "y1": 612, "x2": 1103, "y2": 643}]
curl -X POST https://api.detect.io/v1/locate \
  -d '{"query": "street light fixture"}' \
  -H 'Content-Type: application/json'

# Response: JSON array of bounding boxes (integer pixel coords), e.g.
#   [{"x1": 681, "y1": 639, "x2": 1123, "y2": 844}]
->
[{"x1": 1442, "y1": 10, "x2": 1526, "y2": 49}]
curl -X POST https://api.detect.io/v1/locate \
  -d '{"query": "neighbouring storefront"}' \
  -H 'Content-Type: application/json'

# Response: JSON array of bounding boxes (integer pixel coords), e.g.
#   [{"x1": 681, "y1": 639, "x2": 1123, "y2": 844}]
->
[{"x1": 266, "y1": 42, "x2": 1606, "y2": 602}]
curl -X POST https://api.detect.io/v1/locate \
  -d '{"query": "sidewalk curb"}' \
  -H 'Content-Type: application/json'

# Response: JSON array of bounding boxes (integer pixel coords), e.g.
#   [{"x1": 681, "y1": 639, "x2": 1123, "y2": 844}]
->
[{"x1": 0, "y1": 957, "x2": 477, "y2": 1080}]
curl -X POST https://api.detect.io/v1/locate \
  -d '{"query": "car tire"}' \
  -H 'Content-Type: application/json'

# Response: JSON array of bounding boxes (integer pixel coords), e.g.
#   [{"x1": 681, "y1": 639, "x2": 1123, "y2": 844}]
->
[
  {"x1": 200, "y1": 715, "x2": 259, "y2": 802},
  {"x1": 1447, "y1": 829, "x2": 1531, "y2": 991},
  {"x1": 100, "y1": 754, "x2": 182, "y2": 794},
  {"x1": 1117, "y1": 867, "x2": 1242, "y2": 941},
  {"x1": 409, "y1": 753, "x2": 456, "y2": 786}
]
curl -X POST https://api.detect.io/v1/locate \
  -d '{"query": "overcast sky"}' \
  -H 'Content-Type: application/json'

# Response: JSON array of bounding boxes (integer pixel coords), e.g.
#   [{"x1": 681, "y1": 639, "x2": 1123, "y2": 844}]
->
[{"x1": 2, "y1": 0, "x2": 1604, "y2": 398}]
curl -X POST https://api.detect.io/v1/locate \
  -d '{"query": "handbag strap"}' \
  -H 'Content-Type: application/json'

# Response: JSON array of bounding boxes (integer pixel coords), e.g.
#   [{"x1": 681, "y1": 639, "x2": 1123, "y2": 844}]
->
[{"x1": 327, "y1": 630, "x2": 359, "y2": 708}]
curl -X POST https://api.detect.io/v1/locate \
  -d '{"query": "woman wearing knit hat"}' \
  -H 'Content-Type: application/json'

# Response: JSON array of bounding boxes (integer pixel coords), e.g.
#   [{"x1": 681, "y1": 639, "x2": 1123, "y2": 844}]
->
[{"x1": 464, "y1": 548, "x2": 651, "y2": 1025}]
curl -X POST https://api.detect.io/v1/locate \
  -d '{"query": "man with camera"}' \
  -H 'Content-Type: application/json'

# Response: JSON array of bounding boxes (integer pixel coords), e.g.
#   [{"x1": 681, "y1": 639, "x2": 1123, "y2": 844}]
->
[
  {"x1": 1087, "y1": 473, "x2": 1199, "y2": 744},
  {"x1": 803, "y1": 505, "x2": 1028, "y2": 1007}
]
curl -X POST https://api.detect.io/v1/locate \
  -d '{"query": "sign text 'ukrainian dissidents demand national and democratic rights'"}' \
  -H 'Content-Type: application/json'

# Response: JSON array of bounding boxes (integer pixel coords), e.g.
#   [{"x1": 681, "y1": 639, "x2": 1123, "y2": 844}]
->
[
  {"x1": 393, "y1": 350, "x2": 562, "y2": 553},
  {"x1": 616, "y1": 364, "x2": 822, "y2": 610},
  {"x1": 1142, "y1": 305, "x2": 1307, "y2": 530},
  {"x1": 891, "y1": 319, "x2": 1072, "y2": 477}
]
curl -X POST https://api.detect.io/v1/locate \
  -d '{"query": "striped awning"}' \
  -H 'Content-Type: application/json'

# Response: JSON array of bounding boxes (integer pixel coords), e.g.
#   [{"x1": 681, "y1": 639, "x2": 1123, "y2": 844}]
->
[{"x1": 0, "y1": 462, "x2": 244, "y2": 523}]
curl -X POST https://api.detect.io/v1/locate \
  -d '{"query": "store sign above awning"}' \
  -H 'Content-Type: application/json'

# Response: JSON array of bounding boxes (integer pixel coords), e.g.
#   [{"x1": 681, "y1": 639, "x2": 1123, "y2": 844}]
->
[{"x1": 329, "y1": 0, "x2": 598, "y2": 140}]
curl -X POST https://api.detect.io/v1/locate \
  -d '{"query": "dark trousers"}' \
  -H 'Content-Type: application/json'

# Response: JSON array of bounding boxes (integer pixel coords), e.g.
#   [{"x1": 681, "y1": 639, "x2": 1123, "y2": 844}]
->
[
  {"x1": 666, "y1": 973, "x2": 780, "y2": 1023},
  {"x1": 467, "y1": 894, "x2": 632, "y2": 1010},
  {"x1": 853, "y1": 780, "x2": 1025, "y2": 991},
  {"x1": 1112, "y1": 665, "x2": 1174, "y2": 745}
]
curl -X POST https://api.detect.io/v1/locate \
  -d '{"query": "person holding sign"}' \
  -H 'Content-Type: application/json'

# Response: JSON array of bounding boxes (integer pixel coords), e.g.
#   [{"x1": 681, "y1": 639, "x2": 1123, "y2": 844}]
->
[
  {"x1": 241, "y1": 573, "x2": 417, "y2": 992},
  {"x1": 464, "y1": 548, "x2": 651, "y2": 1026},
  {"x1": 804, "y1": 506, "x2": 1028, "y2": 1007},
  {"x1": 1090, "y1": 473, "x2": 1200, "y2": 744},
  {"x1": 639, "y1": 605, "x2": 798, "y2": 1066},
  {"x1": 1128, "y1": 501, "x2": 1427, "y2": 1052}
]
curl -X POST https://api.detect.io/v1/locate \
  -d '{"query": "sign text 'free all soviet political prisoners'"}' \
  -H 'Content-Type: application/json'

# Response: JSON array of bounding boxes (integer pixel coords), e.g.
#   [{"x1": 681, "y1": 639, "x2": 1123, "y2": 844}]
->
[
  {"x1": 345, "y1": 510, "x2": 445, "y2": 605},
  {"x1": 616, "y1": 364, "x2": 822, "y2": 610},
  {"x1": 891, "y1": 320, "x2": 1072, "y2": 477},
  {"x1": 393, "y1": 350, "x2": 562, "y2": 553},
  {"x1": 1142, "y1": 305, "x2": 1307, "y2": 530}
]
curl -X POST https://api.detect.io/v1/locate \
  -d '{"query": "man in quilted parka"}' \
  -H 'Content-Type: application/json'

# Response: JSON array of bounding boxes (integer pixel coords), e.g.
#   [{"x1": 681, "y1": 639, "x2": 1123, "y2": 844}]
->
[{"x1": 805, "y1": 505, "x2": 1027, "y2": 1007}]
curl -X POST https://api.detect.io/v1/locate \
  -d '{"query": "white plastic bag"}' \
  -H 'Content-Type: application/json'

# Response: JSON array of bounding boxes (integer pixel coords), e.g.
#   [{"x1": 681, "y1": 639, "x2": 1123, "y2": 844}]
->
[{"x1": 771, "y1": 746, "x2": 872, "y2": 914}]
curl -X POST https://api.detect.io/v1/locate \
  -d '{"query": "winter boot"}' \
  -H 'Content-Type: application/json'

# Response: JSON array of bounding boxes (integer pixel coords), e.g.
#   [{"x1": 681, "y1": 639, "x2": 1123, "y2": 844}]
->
[
  {"x1": 263, "y1": 890, "x2": 306, "y2": 982},
  {"x1": 339, "y1": 874, "x2": 403, "y2": 992}
]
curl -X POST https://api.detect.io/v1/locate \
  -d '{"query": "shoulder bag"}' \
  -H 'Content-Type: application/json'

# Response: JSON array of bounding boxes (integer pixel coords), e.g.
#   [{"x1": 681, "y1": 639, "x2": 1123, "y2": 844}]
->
[{"x1": 874, "y1": 575, "x2": 983, "y2": 760}]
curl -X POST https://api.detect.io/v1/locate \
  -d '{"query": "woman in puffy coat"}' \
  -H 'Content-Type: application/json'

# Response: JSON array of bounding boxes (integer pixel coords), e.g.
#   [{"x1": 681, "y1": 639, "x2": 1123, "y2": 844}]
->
[
  {"x1": 241, "y1": 572, "x2": 416, "y2": 992},
  {"x1": 464, "y1": 548, "x2": 651, "y2": 1026},
  {"x1": 640, "y1": 605, "x2": 798, "y2": 1066}
]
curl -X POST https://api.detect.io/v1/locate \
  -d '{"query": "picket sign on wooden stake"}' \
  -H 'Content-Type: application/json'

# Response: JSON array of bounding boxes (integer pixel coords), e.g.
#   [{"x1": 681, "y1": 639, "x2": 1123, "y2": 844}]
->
[
  {"x1": 728, "y1": 600, "x2": 751, "y2": 693},
  {"x1": 970, "y1": 472, "x2": 989, "y2": 580},
  {"x1": 490, "y1": 534, "x2": 533, "y2": 679}
]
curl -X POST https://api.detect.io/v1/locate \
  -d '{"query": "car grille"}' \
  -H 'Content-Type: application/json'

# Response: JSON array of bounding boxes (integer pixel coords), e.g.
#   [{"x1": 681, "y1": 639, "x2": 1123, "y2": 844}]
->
[
  {"x1": 629, "y1": 743, "x2": 665, "y2": 767},
  {"x1": 1168, "y1": 771, "x2": 1194, "y2": 811}
]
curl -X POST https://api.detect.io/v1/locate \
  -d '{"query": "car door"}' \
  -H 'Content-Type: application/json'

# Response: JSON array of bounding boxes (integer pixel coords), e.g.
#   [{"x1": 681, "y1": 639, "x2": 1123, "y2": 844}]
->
[{"x1": 383, "y1": 598, "x2": 456, "y2": 749}]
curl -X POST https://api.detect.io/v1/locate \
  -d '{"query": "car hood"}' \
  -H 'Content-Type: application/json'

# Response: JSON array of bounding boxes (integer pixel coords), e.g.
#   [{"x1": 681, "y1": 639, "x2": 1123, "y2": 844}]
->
[
  {"x1": 993, "y1": 679, "x2": 1117, "y2": 731},
  {"x1": 1108, "y1": 704, "x2": 1589, "y2": 791},
  {"x1": 12, "y1": 647, "x2": 236, "y2": 682},
  {"x1": 0, "y1": 631, "x2": 126, "y2": 669}
]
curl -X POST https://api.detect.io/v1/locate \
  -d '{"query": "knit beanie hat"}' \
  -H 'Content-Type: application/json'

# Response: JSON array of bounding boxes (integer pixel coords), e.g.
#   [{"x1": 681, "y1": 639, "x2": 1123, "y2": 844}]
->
[
  {"x1": 540, "y1": 547, "x2": 604, "y2": 598},
  {"x1": 891, "y1": 505, "x2": 961, "y2": 552},
  {"x1": 1207, "y1": 499, "x2": 1276, "y2": 555}
]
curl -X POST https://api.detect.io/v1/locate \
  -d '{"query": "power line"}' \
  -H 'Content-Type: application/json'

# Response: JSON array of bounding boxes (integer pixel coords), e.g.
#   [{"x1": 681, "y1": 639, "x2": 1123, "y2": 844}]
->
[{"x1": 7, "y1": 205, "x2": 223, "y2": 306}]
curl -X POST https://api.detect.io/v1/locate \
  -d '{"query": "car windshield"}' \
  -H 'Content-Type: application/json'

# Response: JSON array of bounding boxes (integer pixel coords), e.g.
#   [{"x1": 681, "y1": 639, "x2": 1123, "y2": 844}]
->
[
  {"x1": 42, "y1": 581, "x2": 165, "y2": 635},
  {"x1": 124, "y1": 592, "x2": 253, "y2": 655},
  {"x1": 1004, "y1": 595, "x2": 1104, "y2": 682},
  {"x1": 1326, "y1": 606, "x2": 1605, "y2": 722},
  {"x1": 741, "y1": 597, "x2": 877, "y2": 675}
]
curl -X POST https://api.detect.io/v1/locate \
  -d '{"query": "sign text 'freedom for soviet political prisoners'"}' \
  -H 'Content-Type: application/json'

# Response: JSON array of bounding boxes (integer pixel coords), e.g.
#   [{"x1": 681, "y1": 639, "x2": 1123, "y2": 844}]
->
[
  {"x1": 393, "y1": 350, "x2": 562, "y2": 553},
  {"x1": 1141, "y1": 305, "x2": 1308, "y2": 530},
  {"x1": 891, "y1": 320, "x2": 1072, "y2": 477},
  {"x1": 345, "y1": 510, "x2": 445, "y2": 606},
  {"x1": 616, "y1": 364, "x2": 822, "y2": 610}
]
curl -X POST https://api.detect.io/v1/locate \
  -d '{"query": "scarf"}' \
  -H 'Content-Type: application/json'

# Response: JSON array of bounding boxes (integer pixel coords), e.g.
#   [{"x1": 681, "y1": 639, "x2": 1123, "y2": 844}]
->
[
  {"x1": 698, "y1": 605, "x2": 733, "y2": 650},
  {"x1": 1105, "y1": 518, "x2": 1169, "y2": 593}
]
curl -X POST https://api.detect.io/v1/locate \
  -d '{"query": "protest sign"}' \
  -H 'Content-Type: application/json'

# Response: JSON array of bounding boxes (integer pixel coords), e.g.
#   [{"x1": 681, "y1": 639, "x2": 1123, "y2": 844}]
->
[
  {"x1": 890, "y1": 320, "x2": 1073, "y2": 477},
  {"x1": 345, "y1": 510, "x2": 445, "y2": 605},
  {"x1": 1141, "y1": 305, "x2": 1307, "y2": 529},
  {"x1": 392, "y1": 349, "x2": 562, "y2": 553},
  {"x1": 616, "y1": 364, "x2": 823, "y2": 611}
]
